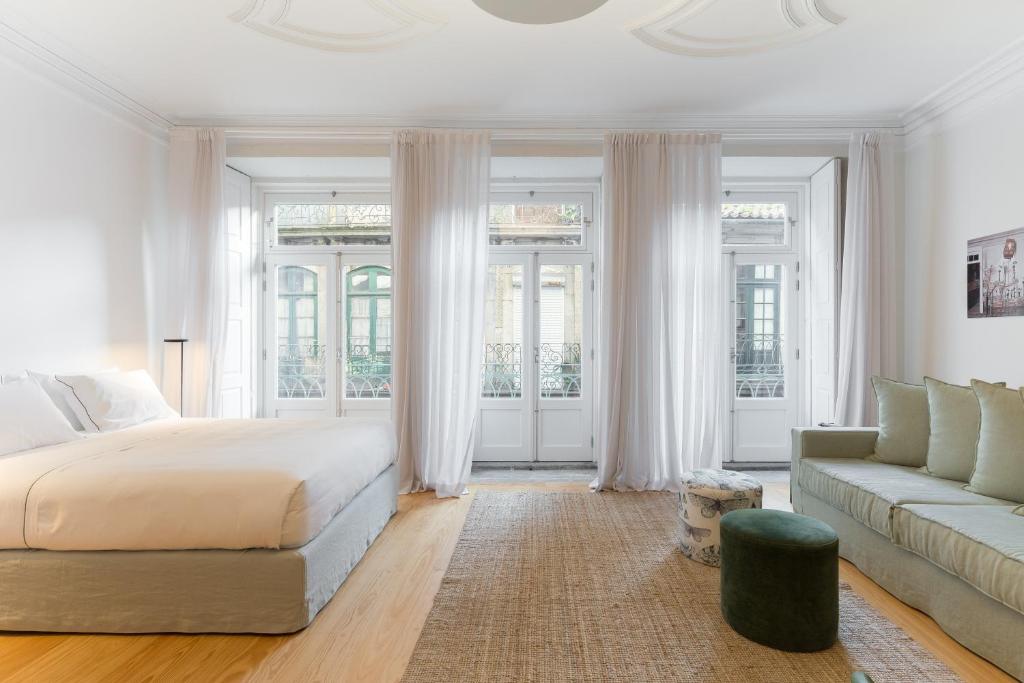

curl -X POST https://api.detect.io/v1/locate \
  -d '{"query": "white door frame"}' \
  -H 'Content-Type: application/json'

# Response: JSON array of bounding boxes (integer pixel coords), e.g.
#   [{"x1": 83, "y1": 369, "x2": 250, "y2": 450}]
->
[
  {"x1": 727, "y1": 252, "x2": 801, "y2": 462},
  {"x1": 535, "y1": 252, "x2": 594, "y2": 462}
]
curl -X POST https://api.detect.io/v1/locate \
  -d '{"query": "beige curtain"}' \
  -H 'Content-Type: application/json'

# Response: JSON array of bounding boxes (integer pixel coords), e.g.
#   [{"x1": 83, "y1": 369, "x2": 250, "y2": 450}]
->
[
  {"x1": 835, "y1": 132, "x2": 896, "y2": 427},
  {"x1": 391, "y1": 129, "x2": 491, "y2": 497},
  {"x1": 596, "y1": 132, "x2": 724, "y2": 491},
  {"x1": 165, "y1": 127, "x2": 227, "y2": 418}
]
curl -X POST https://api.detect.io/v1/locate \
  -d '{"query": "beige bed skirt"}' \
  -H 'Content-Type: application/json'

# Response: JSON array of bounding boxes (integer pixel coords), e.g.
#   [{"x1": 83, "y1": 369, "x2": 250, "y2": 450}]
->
[{"x1": 0, "y1": 464, "x2": 398, "y2": 634}]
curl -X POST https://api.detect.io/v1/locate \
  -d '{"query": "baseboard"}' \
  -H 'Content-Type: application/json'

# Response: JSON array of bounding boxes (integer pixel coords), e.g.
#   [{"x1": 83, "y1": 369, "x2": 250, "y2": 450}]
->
[
  {"x1": 723, "y1": 462, "x2": 791, "y2": 471},
  {"x1": 472, "y1": 462, "x2": 597, "y2": 471}
]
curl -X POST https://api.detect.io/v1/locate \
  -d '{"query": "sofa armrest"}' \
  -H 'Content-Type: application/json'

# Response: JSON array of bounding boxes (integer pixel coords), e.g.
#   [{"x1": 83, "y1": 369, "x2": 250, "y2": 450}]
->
[
  {"x1": 790, "y1": 427, "x2": 878, "y2": 512},
  {"x1": 792, "y1": 427, "x2": 879, "y2": 463}
]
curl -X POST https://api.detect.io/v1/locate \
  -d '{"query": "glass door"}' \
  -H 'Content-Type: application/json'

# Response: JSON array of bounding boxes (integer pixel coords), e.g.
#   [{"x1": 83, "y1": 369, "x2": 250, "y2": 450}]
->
[
  {"x1": 264, "y1": 253, "x2": 337, "y2": 418},
  {"x1": 476, "y1": 253, "x2": 594, "y2": 462},
  {"x1": 729, "y1": 254, "x2": 799, "y2": 461},
  {"x1": 535, "y1": 254, "x2": 593, "y2": 461},
  {"x1": 340, "y1": 257, "x2": 393, "y2": 420},
  {"x1": 476, "y1": 255, "x2": 532, "y2": 461}
]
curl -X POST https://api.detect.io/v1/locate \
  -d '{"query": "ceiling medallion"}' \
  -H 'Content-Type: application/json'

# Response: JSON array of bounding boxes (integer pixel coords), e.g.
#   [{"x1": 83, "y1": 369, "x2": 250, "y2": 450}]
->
[
  {"x1": 630, "y1": 0, "x2": 845, "y2": 57},
  {"x1": 230, "y1": 0, "x2": 445, "y2": 52},
  {"x1": 472, "y1": 0, "x2": 610, "y2": 25}
]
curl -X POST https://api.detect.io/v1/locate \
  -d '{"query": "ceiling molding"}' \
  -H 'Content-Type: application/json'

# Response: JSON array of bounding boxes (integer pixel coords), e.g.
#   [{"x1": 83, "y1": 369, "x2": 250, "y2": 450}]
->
[
  {"x1": 230, "y1": 0, "x2": 445, "y2": 53},
  {"x1": 901, "y1": 36, "x2": 1024, "y2": 144},
  {"x1": 190, "y1": 113, "x2": 901, "y2": 144},
  {"x1": 630, "y1": 0, "x2": 844, "y2": 58},
  {"x1": 0, "y1": 11, "x2": 172, "y2": 141}
]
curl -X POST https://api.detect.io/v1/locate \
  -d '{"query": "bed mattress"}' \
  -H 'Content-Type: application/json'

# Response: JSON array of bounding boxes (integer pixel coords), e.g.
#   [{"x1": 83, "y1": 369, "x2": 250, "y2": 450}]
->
[{"x1": 0, "y1": 417, "x2": 396, "y2": 551}]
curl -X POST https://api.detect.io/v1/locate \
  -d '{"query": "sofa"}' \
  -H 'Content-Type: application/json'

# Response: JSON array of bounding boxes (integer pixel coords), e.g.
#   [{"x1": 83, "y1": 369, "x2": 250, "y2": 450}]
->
[{"x1": 791, "y1": 427, "x2": 1024, "y2": 680}]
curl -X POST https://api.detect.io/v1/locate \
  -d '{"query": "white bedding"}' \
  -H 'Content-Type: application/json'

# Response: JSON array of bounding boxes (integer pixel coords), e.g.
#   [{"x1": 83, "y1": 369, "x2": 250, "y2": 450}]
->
[{"x1": 0, "y1": 417, "x2": 396, "y2": 551}]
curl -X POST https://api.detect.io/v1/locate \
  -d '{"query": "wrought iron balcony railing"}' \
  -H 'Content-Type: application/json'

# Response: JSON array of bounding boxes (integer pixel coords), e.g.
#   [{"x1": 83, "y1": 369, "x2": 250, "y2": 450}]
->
[
  {"x1": 277, "y1": 343, "x2": 393, "y2": 400},
  {"x1": 734, "y1": 332, "x2": 785, "y2": 398},
  {"x1": 481, "y1": 343, "x2": 582, "y2": 399}
]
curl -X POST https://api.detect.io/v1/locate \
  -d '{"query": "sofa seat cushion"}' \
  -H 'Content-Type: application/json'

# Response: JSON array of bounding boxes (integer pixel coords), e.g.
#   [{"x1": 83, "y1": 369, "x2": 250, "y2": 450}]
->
[
  {"x1": 892, "y1": 504, "x2": 1024, "y2": 615},
  {"x1": 798, "y1": 458, "x2": 1010, "y2": 537}
]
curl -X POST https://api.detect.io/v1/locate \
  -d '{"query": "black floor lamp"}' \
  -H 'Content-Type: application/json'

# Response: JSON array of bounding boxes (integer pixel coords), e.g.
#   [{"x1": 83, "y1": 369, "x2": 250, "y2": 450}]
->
[{"x1": 163, "y1": 338, "x2": 188, "y2": 415}]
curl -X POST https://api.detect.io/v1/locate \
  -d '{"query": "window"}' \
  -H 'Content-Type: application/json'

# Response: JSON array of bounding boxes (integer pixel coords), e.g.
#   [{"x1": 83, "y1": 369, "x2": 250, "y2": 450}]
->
[
  {"x1": 344, "y1": 265, "x2": 392, "y2": 399},
  {"x1": 481, "y1": 264, "x2": 524, "y2": 398},
  {"x1": 489, "y1": 194, "x2": 587, "y2": 246},
  {"x1": 735, "y1": 264, "x2": 784, "y2": 398},
  {"x1": 722, "y1": 202, "x2": 788, "y2": 246},
  {"x1": 274, "y1": 199, "x2": 391, "y2": 246},
  {"x1": 276, "y1": 265, "x2": 328, "y2": 399}
]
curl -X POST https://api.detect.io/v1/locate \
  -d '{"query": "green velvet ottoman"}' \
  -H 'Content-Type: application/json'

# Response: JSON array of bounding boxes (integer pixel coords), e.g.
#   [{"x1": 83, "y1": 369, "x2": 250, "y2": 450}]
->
[{"x1": 720, "y1": 508, "x2": 839, "y2": 652}]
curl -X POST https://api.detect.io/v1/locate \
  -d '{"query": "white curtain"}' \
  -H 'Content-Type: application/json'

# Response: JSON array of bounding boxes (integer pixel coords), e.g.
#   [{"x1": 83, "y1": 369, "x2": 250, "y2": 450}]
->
[
  {"x1": 835, "y1": 132, "x2": 894, "y2": 427},
  {"x1": 596, "y1": 132, "x2": 724, "y2": 491},
  {"x1": 165, "y1": 127, "x2": 227, "y2": 418},
  {"x1": 391, "y1": 129, "x2": 490, "y2": 497}
]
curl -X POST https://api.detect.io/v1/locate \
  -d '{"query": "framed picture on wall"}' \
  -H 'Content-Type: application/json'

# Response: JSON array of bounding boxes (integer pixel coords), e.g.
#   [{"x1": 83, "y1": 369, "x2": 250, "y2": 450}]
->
[{"x1": 968, "y1": 227, "x2": 1024, "y2": 318}]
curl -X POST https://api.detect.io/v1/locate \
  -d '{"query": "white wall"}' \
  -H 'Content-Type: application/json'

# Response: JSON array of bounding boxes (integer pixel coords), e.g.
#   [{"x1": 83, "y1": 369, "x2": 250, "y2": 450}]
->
[
  {"x1": 0, "y1": 55, "x2": 168, "y2": 377},
  {"x1": 904, "y1": 89, "x2": 1024, "y2": 388}
]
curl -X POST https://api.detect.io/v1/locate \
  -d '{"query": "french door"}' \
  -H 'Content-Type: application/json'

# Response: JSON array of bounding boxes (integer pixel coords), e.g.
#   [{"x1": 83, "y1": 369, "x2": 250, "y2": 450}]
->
[
  {"x1": 727, "y1": 253, "x2": 799, "y2": 462},
  {"x1": 476, "y1": 253, "x2": 594, "y2": 462},
  {"x1": 263, "y1": 253, "x2": 392, "y2": 420}
]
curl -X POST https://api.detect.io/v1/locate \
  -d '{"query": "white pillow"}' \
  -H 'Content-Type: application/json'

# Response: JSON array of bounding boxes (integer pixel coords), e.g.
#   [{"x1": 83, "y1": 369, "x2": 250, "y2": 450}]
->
[
  {"x1": 55, "y1": 370, "x2": 178, "y2": 432},
  {"x1": 1, "y1": 371, "x2": 27, "y2": 384},
  {"x1": 0, "y1": 378, "x2": 83, "y2": 456},
  {"x1": 27, "y1": 370, "x2": 87, "y2": 431}
]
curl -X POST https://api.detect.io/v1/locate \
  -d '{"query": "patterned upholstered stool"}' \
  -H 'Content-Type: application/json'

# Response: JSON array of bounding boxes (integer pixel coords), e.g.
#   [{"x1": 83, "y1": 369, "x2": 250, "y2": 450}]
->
[{"x1": 678, "y1": 469, "x2": 763, "y2": 567}]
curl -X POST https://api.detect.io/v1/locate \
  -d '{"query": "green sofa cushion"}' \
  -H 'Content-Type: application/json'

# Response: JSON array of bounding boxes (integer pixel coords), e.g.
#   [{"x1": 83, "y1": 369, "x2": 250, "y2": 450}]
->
[
  {"x1": 798, "y1": 457, "x2": 1010, "y2": 537},
  {"x1": 891, "y1": 504, "x2": 1024, "y2": 615},
  {"x1": 967, "y1": 381, "x2": 1024, "y2": 503},
  {"x1": 924, "y1": 377, "x2": 1001, "y2": 482},
  {"x1": 869, "y1": 377, "x2": 929, "y2": 467}
]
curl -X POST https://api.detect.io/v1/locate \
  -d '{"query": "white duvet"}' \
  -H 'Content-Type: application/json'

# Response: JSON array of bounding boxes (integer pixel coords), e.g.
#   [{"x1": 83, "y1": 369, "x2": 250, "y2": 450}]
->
[{"x1": 0, "y1": 418, "x2": 396, "y2": 551}]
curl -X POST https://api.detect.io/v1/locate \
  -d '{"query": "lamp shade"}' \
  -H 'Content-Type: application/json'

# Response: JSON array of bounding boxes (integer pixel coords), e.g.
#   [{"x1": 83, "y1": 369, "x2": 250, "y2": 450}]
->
[{"x1": 472, "y1": 0, "x2": 609, "y2": 24}]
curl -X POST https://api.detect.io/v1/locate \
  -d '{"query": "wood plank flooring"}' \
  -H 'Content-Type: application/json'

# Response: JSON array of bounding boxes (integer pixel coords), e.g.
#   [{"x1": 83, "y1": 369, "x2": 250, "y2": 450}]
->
[{"x1": 0, "y1": 479, "x2": 1013, "y2": 682}]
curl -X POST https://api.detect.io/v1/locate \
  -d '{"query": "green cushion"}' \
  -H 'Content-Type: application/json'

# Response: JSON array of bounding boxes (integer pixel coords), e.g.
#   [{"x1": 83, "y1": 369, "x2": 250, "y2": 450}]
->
[
  {"x1": 967, "y1": 381, "x2": 1024, "y2": 503},
  {"x1": 720, "y1": 509, "x2": 838, "y2": 652},
  {"x1": 869, "y1": 377, "x2": 929, "y2": 467},
  {"x1": 851, "y1": 674, "x2": 875, "y2": 683},
  {"x1": 924, "y1": 377, "x2": 1000, "y2": 481},
  {"x1": 891, "y1": 504, "x2": 1024, "y2": 614}
]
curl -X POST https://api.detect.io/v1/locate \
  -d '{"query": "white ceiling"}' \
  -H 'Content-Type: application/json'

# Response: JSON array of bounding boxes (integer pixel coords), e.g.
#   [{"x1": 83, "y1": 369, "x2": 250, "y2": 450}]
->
[
  {"x1": 226, "y1": 155, "x2": 831, "y2": 179},
  {"x1": 2, "y1": 0, "x2": 1023, "y2": 123}
]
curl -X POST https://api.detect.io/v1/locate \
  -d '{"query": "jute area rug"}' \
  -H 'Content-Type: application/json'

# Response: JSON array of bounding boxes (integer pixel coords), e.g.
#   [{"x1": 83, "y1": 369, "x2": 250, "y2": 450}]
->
[{"x1": 402, "y1": 491, "x2": 960, "y2": 683}]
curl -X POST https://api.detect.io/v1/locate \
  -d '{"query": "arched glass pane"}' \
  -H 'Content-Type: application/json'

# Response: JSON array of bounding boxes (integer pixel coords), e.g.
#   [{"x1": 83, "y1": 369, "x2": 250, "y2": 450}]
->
[
  {"x1": 344, "y1": 264, "x2": 392, "y2": 399},
  {"x1": 275, "y1": 265, "x2": 327, "y2": 399}
]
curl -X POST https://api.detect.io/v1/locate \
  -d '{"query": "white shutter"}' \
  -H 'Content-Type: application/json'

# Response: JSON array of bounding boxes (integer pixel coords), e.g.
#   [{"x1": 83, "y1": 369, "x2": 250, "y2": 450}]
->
[
  {"x1": 220, "y1": 167, "x2": 254, "y2": 418},
  {"x1": 808, "y1": 159, "x2": 843, "y2": 426}
]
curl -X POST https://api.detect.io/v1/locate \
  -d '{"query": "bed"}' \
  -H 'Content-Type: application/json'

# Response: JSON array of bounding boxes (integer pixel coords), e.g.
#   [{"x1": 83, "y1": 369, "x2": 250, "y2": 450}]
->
[{"x1": 0, "y1": 416, "x2": 398, "y2": 634}]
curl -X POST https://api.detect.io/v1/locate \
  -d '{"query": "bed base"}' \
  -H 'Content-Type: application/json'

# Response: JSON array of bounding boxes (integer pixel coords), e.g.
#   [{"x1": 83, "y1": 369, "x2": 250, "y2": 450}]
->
[{"x1": 0, "y1": 465, "x2": 398, "y2": 634}]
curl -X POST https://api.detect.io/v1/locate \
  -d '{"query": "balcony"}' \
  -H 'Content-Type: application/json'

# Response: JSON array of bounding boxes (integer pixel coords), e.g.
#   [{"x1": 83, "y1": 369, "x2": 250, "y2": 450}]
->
[
  {"x1": 482, "y1": 343, "x2": 582, "y2": 399},
  {"x1": 735, "y1": 333, "x2": 785, "y2": 398}
]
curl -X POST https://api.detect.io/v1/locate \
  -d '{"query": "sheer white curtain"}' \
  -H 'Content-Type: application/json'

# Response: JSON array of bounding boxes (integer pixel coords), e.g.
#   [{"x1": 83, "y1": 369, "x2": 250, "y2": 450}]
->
[
  {"x1": 835, "y1": 132, "x2": 894, "y2": 427},
  {"x1": 391, "y1": 129, "x2": 490, "y2": 497},
  {"x1": 165, "y1": 127, "x2": 227, "y2": 418},
  {"x1": 596, "y1": 132, "x2": 724, "y2": 491}
]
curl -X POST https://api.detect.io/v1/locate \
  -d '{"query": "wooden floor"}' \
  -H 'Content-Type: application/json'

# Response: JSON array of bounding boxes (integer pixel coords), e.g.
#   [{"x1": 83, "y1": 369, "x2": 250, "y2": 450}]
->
[{"x1": 0, "y1": 480, "x2": 1014, "y2": 683}]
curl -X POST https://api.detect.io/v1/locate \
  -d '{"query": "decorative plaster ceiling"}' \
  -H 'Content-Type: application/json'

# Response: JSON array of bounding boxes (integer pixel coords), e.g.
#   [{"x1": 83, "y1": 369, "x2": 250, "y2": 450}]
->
[
  {"x1": 230, "y1": 0, "x2": 445, "y2": 52},
  {"x1": 631, "y1": 0, "x2": 844, "y2": 57},
  {"x1": 2, "y1": 0, "x2": 1022, "y2": 124}
]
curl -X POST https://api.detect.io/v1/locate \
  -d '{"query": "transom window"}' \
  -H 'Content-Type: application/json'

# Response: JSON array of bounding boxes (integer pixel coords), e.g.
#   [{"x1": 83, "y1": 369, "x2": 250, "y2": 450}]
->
[
  {"x1": 489, "y1": 192, "x2": 590, "y2": 247},
  {"x1": 722, "y1": 196, "x2": 792, "y2": 247},
  {"x1": 273, "y1": 196, "x2": 391, "y2": 246}
]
